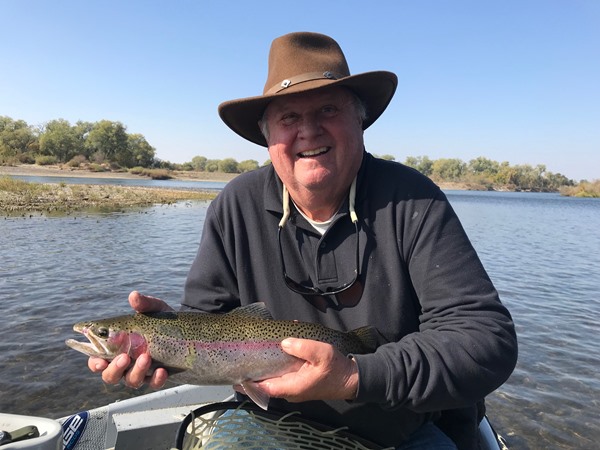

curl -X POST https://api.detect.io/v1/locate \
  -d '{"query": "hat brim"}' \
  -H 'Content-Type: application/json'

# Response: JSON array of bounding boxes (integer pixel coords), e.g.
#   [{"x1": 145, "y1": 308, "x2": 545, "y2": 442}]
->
[{"x1": 218, "y1": 71, "x2": 398, "y2": 147}]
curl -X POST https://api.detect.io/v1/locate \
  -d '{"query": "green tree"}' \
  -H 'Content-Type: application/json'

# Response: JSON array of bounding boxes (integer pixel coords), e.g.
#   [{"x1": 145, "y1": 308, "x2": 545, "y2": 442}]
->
[
  {"x1": 74, "y1": 121, "x2": 93, "y2": 158},
  {"x1": 238, "y1": 159, "x2": 259, "y2": 173},
  {"x1": 468, "y1": 157, "x2": 499, "y2": 176},
  {"x1": 205, "y1": 159, "x2": 219, "y2": 172},
  {"x1": 0, "y1": 116, "x2": 38, "y2": 161},
  {"x1": 431, "y1": 158, "x2": 466, "y2": 181},
  {"x1": 39, "y1": 119, "x2": 80, "y2": 163},
  {"x1": 546, "y1": 172, "x2": 573, "y2": 190},
  {"x1": 219, "y1": 158, "x2": 239, "y2": 173},
  {"x1": 494, "y1": 161, "x2": 515, "y2": 185},
  {"x1": 85, "y1": 120, "x2": 130, "y2": 167},
  {"x1": 150, "y1": 158, "x2": 175, "y2": 170},
  {"x1": 190, "y1": 156, "x2": 207, "y2": 171},
  {"x1": 404, "y1": 155, "x2": 433, "y2": 176},
  {"x1": 128, "y1": 134, "x2": 155, "y2": 167}
]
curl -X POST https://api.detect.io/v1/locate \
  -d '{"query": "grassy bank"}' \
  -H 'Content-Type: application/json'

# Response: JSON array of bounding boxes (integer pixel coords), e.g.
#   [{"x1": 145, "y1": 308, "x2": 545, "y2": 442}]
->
[
  {"x1": 0, "y1": 176, "x2": 218, "y2": 215},
  {"x1": 560, "y1": 180, "x2": 600, "y2": 198}
]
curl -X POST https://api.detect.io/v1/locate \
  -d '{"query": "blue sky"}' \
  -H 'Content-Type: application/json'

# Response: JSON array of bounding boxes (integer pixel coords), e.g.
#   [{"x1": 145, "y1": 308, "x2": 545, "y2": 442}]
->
[{"x1": 1, "y1": 1, "x2": 598, "y2": 181}]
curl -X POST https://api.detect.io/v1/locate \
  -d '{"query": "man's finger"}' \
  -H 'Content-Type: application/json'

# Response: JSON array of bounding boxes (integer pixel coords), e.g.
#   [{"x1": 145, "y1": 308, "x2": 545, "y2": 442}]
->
[
  {"x1": 147, "y1": 367, "x2": 169, "y2": 390},
  {"x1": 101, "y1": 354, "x2": 130, "y2": 385},
  {"x1": 88, "y1": 356, "x2": 108, "y2": 373},
  {"x1": 123, "y1": 353, "x2": 151, "y2": 388},
  {"x1": 128, "y1": 291, "x2": 173, "y2": 312},
  {"x1": 280, "y1": 338, "x2": 325, "y2": 363}
]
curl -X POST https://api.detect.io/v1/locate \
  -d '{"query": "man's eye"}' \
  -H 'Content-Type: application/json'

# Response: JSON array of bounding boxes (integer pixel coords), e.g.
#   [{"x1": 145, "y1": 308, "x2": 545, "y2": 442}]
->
[
  {"x1": 321, "y1": 105, "x2": 338, "y2": 115},
  {"x1": 280, "y1": 114, "x2": 299, "y2": 125}
]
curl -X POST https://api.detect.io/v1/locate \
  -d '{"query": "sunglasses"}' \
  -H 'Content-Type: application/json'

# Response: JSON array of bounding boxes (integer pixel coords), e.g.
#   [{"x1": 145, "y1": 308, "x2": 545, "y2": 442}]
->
[{"x1": 277, "y1": 219, "x2": 359, "y2": 297}]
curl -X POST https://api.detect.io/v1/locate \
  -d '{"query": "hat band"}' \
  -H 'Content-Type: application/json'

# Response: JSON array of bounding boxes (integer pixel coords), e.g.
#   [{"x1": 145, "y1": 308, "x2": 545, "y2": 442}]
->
[{"x1": 265, "y1": 71, "x2": 345, "y2": 95}]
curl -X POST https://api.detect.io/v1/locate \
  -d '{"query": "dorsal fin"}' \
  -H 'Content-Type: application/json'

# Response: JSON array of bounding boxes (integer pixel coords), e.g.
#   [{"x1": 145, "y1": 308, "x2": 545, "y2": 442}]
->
[
  {"x1": 226, "y1": 302, "x2": 273, "y2": 320},
  {"x1": 349, "y1": 325, "x2": 386, "y2": 353}
]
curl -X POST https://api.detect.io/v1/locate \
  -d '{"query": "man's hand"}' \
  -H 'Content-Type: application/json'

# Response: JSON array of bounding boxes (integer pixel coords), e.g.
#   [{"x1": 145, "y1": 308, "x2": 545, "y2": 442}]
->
[
  {"x1": 87, "y1": 291, "x2": 173, "y2": 389},
  {"x1": 237, "y1": 338, "x2": 359, "y2": 403}
]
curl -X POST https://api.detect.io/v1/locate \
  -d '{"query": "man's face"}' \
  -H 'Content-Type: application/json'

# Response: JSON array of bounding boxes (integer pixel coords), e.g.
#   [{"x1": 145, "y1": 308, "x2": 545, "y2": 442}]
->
[{"x1": 262, "y1": 86, "x2": 364, "y2": 195}]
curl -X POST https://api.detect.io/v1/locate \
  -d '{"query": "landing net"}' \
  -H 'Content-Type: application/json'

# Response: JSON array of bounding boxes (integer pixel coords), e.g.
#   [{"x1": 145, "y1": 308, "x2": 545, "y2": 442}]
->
[{"x1": 175, "y1": 401, "x2": 390, "y2": 450}]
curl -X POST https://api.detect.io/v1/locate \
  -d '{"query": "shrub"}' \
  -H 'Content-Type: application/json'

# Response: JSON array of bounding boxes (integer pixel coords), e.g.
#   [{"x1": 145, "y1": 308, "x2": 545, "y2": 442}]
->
[
  {"x1": 560, "y1": 180, "x2": 600, "y2": 198},
  {"x1": 35, "y1": 155, "x2": 58, "y2": 165},
  {"x1": 127, "y1": 167, "x2": 172, "y2": 179},
  {"x1": 87, "y1": 163, "x2": 107, "y2": 172},
  {"x1": 146, "y1": 169, "x2": 172, "y2": 180},
  {"x1": 67, "y1": 155, "x2": 88, "y2": 167},
  {"x1": 128, "y1": 166, "x2": 145, "y2": 175},
  {"x1": 90, "y1": 151, "x2": 106, "y2": 164},
  {"x1": 18, "y1": 152, "x2": 36, "y2": 164}
]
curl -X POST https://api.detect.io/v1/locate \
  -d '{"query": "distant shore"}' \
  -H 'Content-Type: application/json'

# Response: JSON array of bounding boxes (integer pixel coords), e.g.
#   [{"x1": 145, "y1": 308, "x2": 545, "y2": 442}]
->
[
  {"x1": 0, "y1": 163, "x2": 473, "y2": 190},
  {"x1": 7, "y1": 163, "x2": 594, "y2": 204},
  {"x1": 0, "y1": 164, "x2": 239, "y2": 182}
]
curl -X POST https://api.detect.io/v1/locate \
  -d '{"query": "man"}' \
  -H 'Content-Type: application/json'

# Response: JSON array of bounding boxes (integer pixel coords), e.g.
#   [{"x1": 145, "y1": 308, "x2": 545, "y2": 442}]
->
[{"x1": 91, "y1": 32, "x2": 517, "y2": 449}]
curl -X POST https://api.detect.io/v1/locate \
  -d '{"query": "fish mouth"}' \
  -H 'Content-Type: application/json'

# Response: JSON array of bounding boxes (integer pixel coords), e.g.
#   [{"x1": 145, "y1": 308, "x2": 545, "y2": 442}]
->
[
  {"x1": 298, "y1": 146, "x2": 330, "y2": 158},
  {"x1": 65, "y1": 326, "x2": 113, "y2": 359}
]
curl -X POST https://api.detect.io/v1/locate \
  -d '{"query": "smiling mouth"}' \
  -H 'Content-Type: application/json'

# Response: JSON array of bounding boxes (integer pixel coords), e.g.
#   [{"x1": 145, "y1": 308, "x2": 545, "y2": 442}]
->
[{"x1": 299, "y1": 147, "x2": 330, "y2": 158}]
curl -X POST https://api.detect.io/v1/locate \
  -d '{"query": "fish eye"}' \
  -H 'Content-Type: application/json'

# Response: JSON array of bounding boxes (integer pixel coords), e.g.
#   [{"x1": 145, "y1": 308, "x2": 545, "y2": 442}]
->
[{"x1": 96, "y1": 327, "x2": 109, "y2": 338}]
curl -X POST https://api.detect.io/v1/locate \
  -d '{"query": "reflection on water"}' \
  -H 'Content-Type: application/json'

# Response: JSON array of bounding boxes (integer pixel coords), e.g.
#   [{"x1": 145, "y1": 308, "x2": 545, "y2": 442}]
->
[{"x1": 1, "y1": 190, "x2": 599, "y2": 449}]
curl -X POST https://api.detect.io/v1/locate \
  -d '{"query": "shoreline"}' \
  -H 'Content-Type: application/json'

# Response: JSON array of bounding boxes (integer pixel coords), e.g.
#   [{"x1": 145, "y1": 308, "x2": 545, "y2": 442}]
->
[
  {"x1": 0, "y1": 168, "x2": 221, "y2": 215},
  {"x1": 0, "y1": 164, "x2": 239, "y2": 182},
  {"x1": 6, "y1": 163, "x2": 591, "y2": 196},
  {"x1": 1, "y1": 163, "x2": 471, "y2": 190}
]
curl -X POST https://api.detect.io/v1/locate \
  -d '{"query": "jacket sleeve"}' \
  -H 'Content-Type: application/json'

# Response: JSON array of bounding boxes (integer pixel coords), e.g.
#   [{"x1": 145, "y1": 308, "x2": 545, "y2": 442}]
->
[{"x1": 352, "y1": 190, "x2": 518, "y2": 412}]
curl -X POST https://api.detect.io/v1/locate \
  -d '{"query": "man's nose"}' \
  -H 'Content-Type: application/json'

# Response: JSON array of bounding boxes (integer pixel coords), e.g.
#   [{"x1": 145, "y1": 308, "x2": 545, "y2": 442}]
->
[{"x1": 297, "y1": 113, "x2": 323, "y2": 138}]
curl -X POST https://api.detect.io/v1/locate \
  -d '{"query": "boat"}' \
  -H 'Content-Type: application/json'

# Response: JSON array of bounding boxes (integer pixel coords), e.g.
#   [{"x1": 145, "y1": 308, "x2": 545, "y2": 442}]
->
[{"x1": 0, "y1": 385, "x2": 508, "y2": 449}]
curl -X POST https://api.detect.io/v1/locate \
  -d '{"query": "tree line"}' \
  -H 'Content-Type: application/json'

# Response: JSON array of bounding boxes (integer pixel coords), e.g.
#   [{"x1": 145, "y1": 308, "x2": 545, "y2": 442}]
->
[
  {"x1": 0, "y1": 115, "x2": 265, "y2": 173},
  {"x1": 1, "y1": 116, "x2": 575, "y2": 191},
  {"x1": 397, "y1": 155, "x2": 574, "y2": 192},
  {"x1": 0, "y1": 116, "x2": 156, "y2": 169},
  {"x1": 176, "y1": 154, "x2": 576, "y2": 192}
]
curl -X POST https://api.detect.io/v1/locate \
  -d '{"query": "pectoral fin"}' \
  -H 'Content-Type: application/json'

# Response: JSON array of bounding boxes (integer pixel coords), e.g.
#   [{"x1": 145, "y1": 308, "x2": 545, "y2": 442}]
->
[{"x1": 240, "y1": 381, "x2": 270, "y2": 410}]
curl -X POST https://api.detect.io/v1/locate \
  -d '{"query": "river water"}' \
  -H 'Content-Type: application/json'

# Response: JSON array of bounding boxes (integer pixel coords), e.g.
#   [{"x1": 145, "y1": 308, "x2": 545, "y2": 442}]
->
[{"x1": 1, "y1": 177, "x2": 599, "y2": 449}]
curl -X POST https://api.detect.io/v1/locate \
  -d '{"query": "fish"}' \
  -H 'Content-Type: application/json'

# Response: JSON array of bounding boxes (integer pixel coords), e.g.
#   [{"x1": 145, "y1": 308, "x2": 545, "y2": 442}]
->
[{"x1": 65, "y1": 302, "x2": 380, "y2": 409}]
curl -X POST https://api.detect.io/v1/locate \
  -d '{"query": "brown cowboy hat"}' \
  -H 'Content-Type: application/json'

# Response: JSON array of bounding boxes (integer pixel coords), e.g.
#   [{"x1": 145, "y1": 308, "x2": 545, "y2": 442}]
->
[{"x1": 218, "y1": 32, "x2": 398, "y2": 147}]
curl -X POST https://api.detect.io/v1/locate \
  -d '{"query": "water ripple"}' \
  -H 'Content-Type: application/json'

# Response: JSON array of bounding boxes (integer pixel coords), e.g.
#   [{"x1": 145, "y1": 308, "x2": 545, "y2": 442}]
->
[{"x1": 1, "y1": 193, "x2": 599, "y2": 449}]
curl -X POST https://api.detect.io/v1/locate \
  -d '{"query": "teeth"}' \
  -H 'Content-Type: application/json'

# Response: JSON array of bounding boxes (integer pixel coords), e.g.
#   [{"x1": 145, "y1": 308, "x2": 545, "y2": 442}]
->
[{"x1": 300, "y1": 147, "x2": 328, "y2": 157}]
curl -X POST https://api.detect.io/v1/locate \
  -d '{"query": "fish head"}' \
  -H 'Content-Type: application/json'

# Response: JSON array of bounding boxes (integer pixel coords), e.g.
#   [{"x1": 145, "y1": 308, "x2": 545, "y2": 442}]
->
[{"x1": 65, "y1": 317, "x2": 147, "y2": 360}]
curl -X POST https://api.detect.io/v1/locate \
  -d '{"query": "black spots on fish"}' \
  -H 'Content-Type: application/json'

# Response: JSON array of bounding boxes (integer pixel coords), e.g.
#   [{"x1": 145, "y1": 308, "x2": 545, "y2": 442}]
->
[
  {"x1": 226, "y1": 302, "x2": 274, "y2": 320},
  {"x1": 147, "y1": 334, "x2": 192, "y2": 370}
]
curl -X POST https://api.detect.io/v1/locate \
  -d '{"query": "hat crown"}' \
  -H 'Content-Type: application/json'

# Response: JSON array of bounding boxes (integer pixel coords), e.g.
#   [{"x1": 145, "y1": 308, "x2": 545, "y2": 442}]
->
[
  {"x1": 263, "y1": 32, "x2": 351, "y2": 95},
  {"x1": 218, "y1": 31, "x2": 397, "y2": 147}
]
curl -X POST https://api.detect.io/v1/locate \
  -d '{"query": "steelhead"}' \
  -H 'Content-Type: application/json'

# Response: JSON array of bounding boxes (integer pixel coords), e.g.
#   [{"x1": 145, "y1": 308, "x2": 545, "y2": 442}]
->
[{"x1": 65, "y1": 302, "x2": 379, "y2": 409}]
